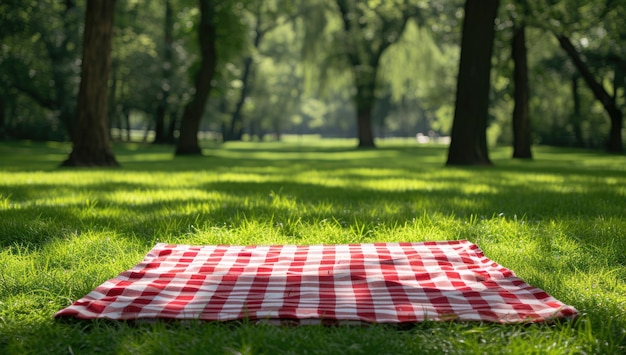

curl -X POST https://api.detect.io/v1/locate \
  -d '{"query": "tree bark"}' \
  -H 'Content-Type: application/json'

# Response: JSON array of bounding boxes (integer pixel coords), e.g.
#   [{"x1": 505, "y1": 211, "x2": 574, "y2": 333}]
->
[
  {"x1": 512, "y1": 25, "x2": 532, "y2": 159},
  {"x1": 154, "y1": 0, "x2": 174, "y2": 144},
  {"x1": 446, "y1": 0, "x2": 499, "y2": 165},
  {"x1": 571, "y1": 75, "x2": 585, "y2": 147},
  {"x1": 62, "y1": 0, "x2": 118, "y2": 167},
  {"x1": 556, "y1": 34, "x2": 623, "y2": 153},
  {"x1": 175, "y1": 0, "x2": 217, "y2": 156},
  {"x1": 354, "y1": 73, "x2": 377, "y2": 148}
]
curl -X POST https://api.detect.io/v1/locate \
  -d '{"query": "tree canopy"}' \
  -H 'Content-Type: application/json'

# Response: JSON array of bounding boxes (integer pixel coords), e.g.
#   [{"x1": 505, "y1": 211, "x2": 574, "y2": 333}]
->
[{"x1": 1, "y1": 0, "x2": 623, "y2": 162}]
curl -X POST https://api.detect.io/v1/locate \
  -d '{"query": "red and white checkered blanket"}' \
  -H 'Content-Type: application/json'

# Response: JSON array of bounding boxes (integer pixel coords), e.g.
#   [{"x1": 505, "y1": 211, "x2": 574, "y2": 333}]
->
[{"x1": 55, "y1": 240, "x2": 577, "y2": 323}]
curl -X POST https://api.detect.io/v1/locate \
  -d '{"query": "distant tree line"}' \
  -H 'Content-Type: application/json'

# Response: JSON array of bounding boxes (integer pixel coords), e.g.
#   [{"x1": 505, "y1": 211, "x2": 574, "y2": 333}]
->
[{"x1": 0, "y1": 0, "x2": 623, "y2": 166}]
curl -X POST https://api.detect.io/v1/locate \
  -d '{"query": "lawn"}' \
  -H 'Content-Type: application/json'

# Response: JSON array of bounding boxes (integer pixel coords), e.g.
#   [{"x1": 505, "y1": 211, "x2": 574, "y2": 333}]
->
[{"x1": 0, "y1": 138, "x2": 624, "y2": 354}]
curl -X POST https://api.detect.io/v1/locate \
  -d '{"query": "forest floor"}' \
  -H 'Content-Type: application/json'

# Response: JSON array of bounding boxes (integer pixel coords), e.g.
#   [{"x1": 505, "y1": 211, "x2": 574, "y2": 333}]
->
[{"x1": 0, "y1": 139, "x2": 624, "y2": 354}]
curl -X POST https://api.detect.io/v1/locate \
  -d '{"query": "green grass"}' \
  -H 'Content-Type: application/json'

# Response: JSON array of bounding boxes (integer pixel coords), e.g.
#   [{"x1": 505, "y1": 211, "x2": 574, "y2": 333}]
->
[{"x1": 0, "y1": 139, "x2": 625, "y2": 354}]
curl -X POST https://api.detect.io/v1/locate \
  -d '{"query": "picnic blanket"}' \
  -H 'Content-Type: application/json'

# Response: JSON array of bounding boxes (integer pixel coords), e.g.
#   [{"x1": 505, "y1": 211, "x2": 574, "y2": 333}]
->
[{"x1": 55, "y1": 240, "x2": 578, "y2": 324}]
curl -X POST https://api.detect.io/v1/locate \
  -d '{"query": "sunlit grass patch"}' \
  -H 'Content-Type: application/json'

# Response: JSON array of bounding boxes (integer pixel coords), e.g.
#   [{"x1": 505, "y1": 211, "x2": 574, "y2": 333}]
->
[{"x1": 0, "y1": 140, "x2": 625, "y2": 354}]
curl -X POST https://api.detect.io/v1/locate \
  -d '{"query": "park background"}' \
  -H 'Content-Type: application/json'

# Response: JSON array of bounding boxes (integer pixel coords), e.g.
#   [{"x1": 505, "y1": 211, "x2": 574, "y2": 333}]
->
[
  {"x1": 1, "y1": 0, "x2": 624, "y2": 157},
  {"x1": 1, "y1": 0, "x2": 625, "y2": 354}
]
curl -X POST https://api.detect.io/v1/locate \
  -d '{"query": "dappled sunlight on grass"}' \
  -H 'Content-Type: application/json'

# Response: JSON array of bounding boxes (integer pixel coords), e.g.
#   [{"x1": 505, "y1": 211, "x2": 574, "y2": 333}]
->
[
  {"x1": 0, "y1": 231, "x2": 146, "y2": 331},
  {"x1": 1, "y1": 140, "x2": 625, "y2": 353}
]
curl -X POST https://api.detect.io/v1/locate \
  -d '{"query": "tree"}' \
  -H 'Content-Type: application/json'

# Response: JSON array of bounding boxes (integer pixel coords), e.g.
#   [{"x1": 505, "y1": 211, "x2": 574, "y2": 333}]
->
[
  {"x1": 378, "y1": 8, "x2": 463, "y2": 139},
  {"x1": 223, "y1": 4, "x2": 267, "y2": 142},
  {"x1": 1, "y1": 0, "x2": 83, "y2": 140},
  {"x1": 106, "y1": 1, "x2": 195, "y2": 144},
  {"x1": 175, "y1": 0, "x2": 218, "y2": 156},
  {"x1": 334, "y1": 0, "x2": 414, "y2": 148},
  {"x1": 556, "y1": 34, "x2": 623, "y2": 153},
  {"x1": 222, "y1": 1, "x2": 299, "y2": 142},
  {"x1": 153, "y1": 0, "x2": 175, "y2": 144},
  {"x1": 446, "y1": 0, "x2": 500, "y2": 166},
  {"x1": 301, "y1": 0, "x2": 417, "y2": 148},
  {"x1": 512, "y1": 23, "x2": 532, "y2": 159},
  {"x1": 62, "y1": 0, "x2": 118, "y2": 167},
  {"x1": 523, "y1": 0, "x2": 624, "y2": 152},
  {"x1": 245, "y1": 18, "x2": 305, "y2": 141}
]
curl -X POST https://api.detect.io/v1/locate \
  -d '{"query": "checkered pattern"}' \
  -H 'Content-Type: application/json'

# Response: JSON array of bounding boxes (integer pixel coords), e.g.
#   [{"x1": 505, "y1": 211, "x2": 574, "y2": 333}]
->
[{"x1": 55, "y1": 240, "x2": 577, "y2": 323}]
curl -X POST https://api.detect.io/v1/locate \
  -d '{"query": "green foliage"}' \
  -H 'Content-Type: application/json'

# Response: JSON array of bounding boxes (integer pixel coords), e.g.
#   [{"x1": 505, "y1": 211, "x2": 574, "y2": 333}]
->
[
  {"x1": 0, "y1": 0, "x2": 82, "y2": 140},
  {"x1": 379, "y1": 20, "x2": 459, "y2": 135},
  {"x1": 299, "y1": 0, "x2": 466, "y2": 139},
  {"x1": 216, "y1": 0, "x2": 305, "y2": 138},
  {"x1": 110, "y1": 0, "x2": 201, "y2": 132},
  {"x1": 488, "y1": 0, "x2": 626, "y2": 148},
  {"x1": 0, "y1": 140, "x2": 625, "y2": 353},
  {"x1": 1, "y1": 0, "x2": 623, "y2": 146}
]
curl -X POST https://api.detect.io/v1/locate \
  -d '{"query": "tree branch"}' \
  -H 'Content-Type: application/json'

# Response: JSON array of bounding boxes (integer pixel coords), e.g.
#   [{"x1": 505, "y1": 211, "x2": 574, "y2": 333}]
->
[
  {"x1": 11, "y1": 81, "x2": 58, "y2": 110},
  {"x1": 556, "y1": 34, "x2": 614, "y2": 111}
]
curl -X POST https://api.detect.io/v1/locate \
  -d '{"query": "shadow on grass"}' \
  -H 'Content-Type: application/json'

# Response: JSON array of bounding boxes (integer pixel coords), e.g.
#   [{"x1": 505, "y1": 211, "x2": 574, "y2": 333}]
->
[
  {"x1": 2, "y1": 141, "x2": 624, "y2": 355},
  {"x1": 2, "y1": 175, "x2": 623, "y2": 249},
  {"x1": 1, "y1": 141, "x2": 624, "y2": 258},
  {"x1": 30, "y1": 316, "x2": 557, "y2": 355}
]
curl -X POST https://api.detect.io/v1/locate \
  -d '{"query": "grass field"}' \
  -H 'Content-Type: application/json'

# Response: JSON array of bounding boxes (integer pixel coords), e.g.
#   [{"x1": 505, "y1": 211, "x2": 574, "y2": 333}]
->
[{"x1": 0, "y1": 139, "x2": 625, "y2": 354}]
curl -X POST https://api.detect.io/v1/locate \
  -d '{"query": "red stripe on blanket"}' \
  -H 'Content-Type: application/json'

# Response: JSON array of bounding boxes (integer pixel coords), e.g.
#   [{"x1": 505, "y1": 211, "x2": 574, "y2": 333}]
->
[{"x1": 55, "y1": 240, "x2": 578, "y2": 323}]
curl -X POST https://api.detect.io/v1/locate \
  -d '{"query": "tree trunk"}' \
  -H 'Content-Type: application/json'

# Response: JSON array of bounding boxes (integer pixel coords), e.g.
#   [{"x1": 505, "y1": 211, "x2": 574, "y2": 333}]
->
[
  {"x1": 142, "y1": 119, "x2": 152, "y2": 142},
  {"x1": 571, "y1": 76, "x2": 585, "y2": 147},
  {"x1": 356, "y1": 107, "x2": 375, "y2": 147},
  {"x1": 0, "y1": 95, "x2": 5, "y2": 139},
  {"x1": 446, "y1": 0, "x2": 499, "y2": 165},
  {"x1": 512, "y1": 25, "x2": 532, "y2": 159},
  {"x1": 355, "y1": 77, "x2": 377, "y2": 148},
  {"x1": 123, "y1": 107, "x2": 131, "y2": 141},
  {"x1": 154, "y1": 105, "x2": 167, "y2": 143},
  {"x1": 62, "y1": 0, "x2": 118, "y2": 167},
  {"x1": 108, "y1": 59, "x2": 118, "y2": 140},
  {"x1": 556, "y1": 34, "x2": 623, "y2": 153},
  {"x1": 167, "y1": 110, "x2": 178, "y2": 142},
  {"x1": 334, "y1": 0, "x2": 412, "y2": 149},
  {"x1": 224, "y1": 56, "x2": 252, "y2": 142},
  {"x1": 225, "y1": 8, "x2": 266, "y2": 143},
  {"x1": 154, "y1": 0, "x2": 174, "y2": 144},
  {"x1": 175, "y1": 0, "x2": 217, "y2": 156}
]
